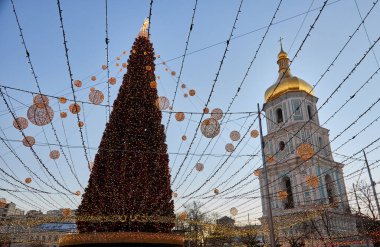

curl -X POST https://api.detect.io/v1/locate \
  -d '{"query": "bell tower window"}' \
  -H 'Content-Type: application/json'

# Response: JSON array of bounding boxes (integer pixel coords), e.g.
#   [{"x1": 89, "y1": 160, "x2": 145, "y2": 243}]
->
[
  {"x1": 276, "y1": 108, "x2": 283, "y2": 123},
  {"x1": 279, "y1": 141, "x2": 285, "y2": 151},
  {"x1": 325, "y1": 174, "x2": 335, "y2": 204},
  {"x1": 284, "y1": 177, "x2": 294, "y2": 209},
  {"x1": 307, "y1": 105, "x2": 313, "y2": 120}
]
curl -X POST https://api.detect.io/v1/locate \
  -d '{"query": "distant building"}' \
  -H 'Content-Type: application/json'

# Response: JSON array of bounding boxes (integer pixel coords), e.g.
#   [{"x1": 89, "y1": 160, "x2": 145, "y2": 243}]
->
[{"x1": 0, "y1": 200, "x2": 24, "y2": 219}]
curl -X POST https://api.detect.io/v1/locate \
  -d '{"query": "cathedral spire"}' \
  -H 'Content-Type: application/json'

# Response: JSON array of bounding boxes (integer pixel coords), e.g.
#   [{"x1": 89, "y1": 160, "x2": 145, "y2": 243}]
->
[{"x1": 277, "y1": 38, "x2": 290, "y2": 72}]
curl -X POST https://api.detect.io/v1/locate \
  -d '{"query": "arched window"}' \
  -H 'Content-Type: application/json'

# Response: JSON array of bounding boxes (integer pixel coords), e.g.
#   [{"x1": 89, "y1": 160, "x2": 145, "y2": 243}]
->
[
  {"x1": 307, "y1": 105, "x2": 313, "y2": 120},
  {"x1": 279, "y1": 141, "x2": 285, "y2": 151},
  {"x1": 325, "y1": 174, "x2": 335, "y2": 204},
  {"x1": 283, "y1": 177, "x2": 294, "y2": 209},
  {"x1": 276, "y1": 108, "x2": 283, "y2": 123}
]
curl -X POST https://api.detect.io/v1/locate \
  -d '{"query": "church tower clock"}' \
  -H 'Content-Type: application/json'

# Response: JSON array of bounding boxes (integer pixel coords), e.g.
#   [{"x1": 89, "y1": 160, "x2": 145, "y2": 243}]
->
[{"x1": 257, "y1": 44, "x2": 361, "y2": 245}]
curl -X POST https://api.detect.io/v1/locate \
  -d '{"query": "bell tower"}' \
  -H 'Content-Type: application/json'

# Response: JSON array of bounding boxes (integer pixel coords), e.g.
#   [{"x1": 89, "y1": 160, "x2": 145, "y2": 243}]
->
[{"x1": 257, "y1": 44, "x2": 359, "y2": 245}]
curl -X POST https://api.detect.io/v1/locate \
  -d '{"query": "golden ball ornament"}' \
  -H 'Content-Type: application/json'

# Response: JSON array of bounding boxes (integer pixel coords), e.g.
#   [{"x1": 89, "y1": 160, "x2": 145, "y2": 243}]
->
[
  {"x1": 49, "y1": 150, "x2": 60, "y2": 160},
  {"x1": 146, "y1": 65, "x2": 152, "y2": 71},
  {"x1": 175, "y1": 112, "x2": 185, "y2": 122},
  {"x1": 89, "y1": 89, "x2": 105, "y2": 105},
  {"x1": 78, "y1": 121, "x2": 84, "y2": 127},
  {"x1": 59, "y1": 97, "x2": 67, "y2": 104},
  {"x1": 213, "y1": 188, "x2": 220, "y2": 195},
  {"x1": 116, "y1": 56, "x2": 120, "y2": 60},
  {"x1": 108, "y1": 77, "x2": 117, "y2": 85},
  {"x1": 144, "y1": 51, "x2": 147, "y2": 55},
  {"x1": 200, "y1": 118, "x2": 220, "y2": 138},
  {"x1": 157, "y1": 76, "x2": 161, "y2": 80},
  {"x1": 297, "y1": 143, "x2": 314, "y2": 161},
  {"x1": 122, "y1": 62, "x2": 127, "y2": 68},
  {"x1": 132, "y1": 49, "x2": 136, "y2": 54},
  {"x1": 101, "y1": 65, "x2": 107, "y2": 70},
  {"x1": 225, "y1": 143, "x2": 235, "y2": 152},
  {"x1": 116, "y1": 63, "x2": 119, "y2": 67},
  {"x1": 90, "y1": 87, "x2": 95, "y2": 92},
  {"x1": 75, "y1": 191, "x2": 81, "y2": 196},
  {"x1": 27, "y1": 104, "x2": 54, "y2": 126},
  {"x1": 25, "y1": 177, "x2": 32, "y2": 184},
  {"x1": 60, "y1": 112, "x2": 67, "y2": 118},
  {"x1": 183, "y1": 93, "x2": 188, "y2": 98},
  {"x1": 181, "y1": 84, "x2": 186, "y2": 89},
  {"x1": 62, "y1": 208, "x2": 72, "y2": 217},
  {"x1": 69, "y1": 103, "x2": 81, "y2": 114},
  {"x1": 211, "y1": 108, "x2": 223, "y2": 120},
  {"x1": 74, "y1": 80, "x2": 82, "y2": 87},
  {"x1": 123, "y1": 51, "x2": 127, "y2": 55},
  {"x1": 165, "y1": 68, "x2": 169, "y2": 72},
  {"x1": 22, "y1": 136, "x2": 35, "y2": 147},
  {"x1": 181, "y1": 135, "x2": 187, "y2": 141},
  {"x1": 189, "y1": 89, "x2": 196, "y2": 96},
  {"x1": 91, "y1": 76, "x2": 96, "y2": 81},
  {"x1": 172, "y1": 192, "x2": 178, "y2": 198},
  {"x1": 278, "y1": 191, "x2": 288, "y2": 200},
  {"x1": 155, "y1": 96, "x2": 170, "y2": 111},
  {"x1": 203, "y1": 107, "x2": 209, "y2": 114},
  {"x1": 150, "y1": 81, "x2": 157, "y2": 89},
  {"x1": 250, "y1": 129, "x2": 259, "y2": 138},
  {"x1": 13, "y1": 117, "x2": 28, "y2": 130},
  {"x1": 195, "y1": 163, "x2": 204, "y2": 172},
  {"x1": 178, "y1": 212, "x2": 187, "y2": 221},
  {"x1": 33, "y1": 94, "x2": 49, "y2": 109},
  {"x1": 306, "y1": 175, "x2": 319, "y2": 188},
  {"x1": 229, "y1": 131, "x2": 241, "y2": 141},
  {"x1": 171, "y1": 71, "x2": 176, "y2": 76},
  {"x1": 230, "y1": 207, "x2": 238, "y2": 216}
]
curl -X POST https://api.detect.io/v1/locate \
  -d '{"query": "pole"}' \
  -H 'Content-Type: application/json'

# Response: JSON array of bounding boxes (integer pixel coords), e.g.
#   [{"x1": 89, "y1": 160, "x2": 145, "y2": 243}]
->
[
  {"x1": 363, "y1": 150, "x2": 380, "y2": 218},
  {"x1": 258, "y1": 103, "x2": 276, "y2": 247},
  {"x1": 353, "y1": 183, "x2": 361, "y2": 215}
]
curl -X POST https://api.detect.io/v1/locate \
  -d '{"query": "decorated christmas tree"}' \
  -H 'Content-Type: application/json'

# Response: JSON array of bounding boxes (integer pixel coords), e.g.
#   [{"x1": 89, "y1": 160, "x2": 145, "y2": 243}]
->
[{"x1": 76, "y1": 20, "x2": 175, "y2": 234}]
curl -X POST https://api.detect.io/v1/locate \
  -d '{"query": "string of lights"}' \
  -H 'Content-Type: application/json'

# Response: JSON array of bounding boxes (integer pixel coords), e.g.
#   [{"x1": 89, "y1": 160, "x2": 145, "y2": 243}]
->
[
  {"x1": 105, "y1": 0, "x2": 111, "y2": 121},
  {"x1": 171, "y1": 0, "x2": 245, "y2": 185}
]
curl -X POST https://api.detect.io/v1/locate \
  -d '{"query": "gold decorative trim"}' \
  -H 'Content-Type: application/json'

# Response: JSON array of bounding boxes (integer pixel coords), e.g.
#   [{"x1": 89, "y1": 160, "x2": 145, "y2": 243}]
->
[{"x1": 59, "y1": 232, "x2": 184, "y2": 246}]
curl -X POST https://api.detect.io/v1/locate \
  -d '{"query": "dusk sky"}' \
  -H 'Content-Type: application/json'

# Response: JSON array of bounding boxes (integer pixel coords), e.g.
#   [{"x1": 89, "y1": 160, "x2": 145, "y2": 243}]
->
[{"x1": 1, "y1": 0, "x2": 380, "y2": 224}]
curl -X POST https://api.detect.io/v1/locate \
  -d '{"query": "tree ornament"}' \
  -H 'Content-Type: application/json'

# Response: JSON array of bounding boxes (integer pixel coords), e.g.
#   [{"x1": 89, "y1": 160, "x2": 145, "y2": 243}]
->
[
  {"x1": 254, "y1": 170, "x2": 261, "y2": 176},
  {"x1": 195, "y1": 163, "x2": 204, "y2": 172},
  {"x1": 155, "y1": 96, "x2": 170, "y2": 111},
  {"x1": 116, "y1": 56, "x2": 120, "y2": 60},
  {"x1": 122, "y1": 62, "x2": 128, "y2": 68},
  {"x1": 49, "y1": 150, "x2": 60, "y2": 160},
  {"x1": 181, "y1": 135, "x2": 187, "y2": 141},
  {"x1": 25, "y1": 177, "x2": 32, "y2": 184},
  {"x1": 183, "y1": 93, "x2": 188, "y2": 98},
  {"x1": 27, "y1": 105, "x2": 54, "y2": 126},
  {"x1": 171, "y1": 71, "x2": 176, "y2": 76},
  {"x1": 250, "y1": 129, "x2": 259, "y2": 138},
  {"x1": 203, "y1": 107, "x2": 209, "y2": 114},
  {"x1": 116, "y1": 63, "x2": 119, "y2": 67},
  {"x1": 145, "y1": 65, "x2": 152, "y2": 71},
  {"x1": 33, "y1": 94, "x2": 49, "y2": 109},
  {"x1": 59, "y1": 97, "x2": 67, "y2": 104},
  {"x1": 74, "y1": 80, "x2": 82, "y2": 87},
  {"x1": 278, "y1": 191, "x2": 288, "y2": 200},
  {"x1": 102, "y1": 65, "x2": 107, "y2": 70},
  {"x1": 230, "y1": 207, "x2": 238, "y2": 216},
  {"x1": 200, "y1": 118, "x2": 220, "y2": 138},
  {"x1": 165, "y1": 68, "x2": 169, "y2": 72},
  {"x1": 22, "y1": 136, "x2": 35, "y2": 147},
  {"x1": 75, "y1": 191, "x2": 81, "y2": 196},
  {"x1": 60, "y1": 112, "x2": 67, "y2": 118},
  {"x1": 109, "y1": 77, "x2": 117, "y2": 85},
  {"x1": 13, "y1": 117, "x2": 28, "y2": 130},
  {"x1": 78, "y1": 121, "x2": 85, "y2": 127},
  {"x1": 150, "y1": 81, "x2": 157, "y2": 89},
  {"x1": 229, "y1": 131, "x2": 241, "y2": 141},
  {"x1": 225, "y1": 143, "x2": 235, "y2": 152},
  {"x1": 211, "y1": 108, "x2": 223, "y2": 120},
  {"x1": 157, "y1": 54, "x2": 160, "y2": 58},
  {"x1": 266, "y1": 155, "x2": 275, "y2": 164},
  {"x1": 213, "y1": 188, "x2": 220, "y2": 195},
  {"x1": 89, "y1": 90, "x2": 105, "y2": 105},
  {"x1": 157, "y1": 76, "x2": 160, "y2": 80},
  {"x1": 91, "y1": 76, "x2": 97, "y2": 81},
  {"x1": 172, "y1": 192, "x2": 178, "y2": 198},
  {"x1": 69, "y1": 103, "x2": 81, "y2": 114},
  {"x1": 175, "y1": 112, "x2": 185, "y2": 121},
  {"x1": 181, "y1": 84, "x2": 186, "y2": 89},
  {"x1": 189, "y1": 89, "x2": 196, "y2": 96},
  {"x1": 123, "y1": 51, "x2": 127, "y2": 55}
]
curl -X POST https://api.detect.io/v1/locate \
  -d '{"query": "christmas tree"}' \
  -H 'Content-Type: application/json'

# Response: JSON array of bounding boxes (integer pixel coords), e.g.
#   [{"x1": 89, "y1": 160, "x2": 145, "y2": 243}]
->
[{"x1": 76, "y1": 21, "x2": 175, "y2": 234}]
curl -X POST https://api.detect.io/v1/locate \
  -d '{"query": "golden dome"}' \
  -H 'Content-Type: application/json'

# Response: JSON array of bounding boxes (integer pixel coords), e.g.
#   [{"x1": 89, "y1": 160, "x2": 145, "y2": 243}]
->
[{"x1": 264, "y1": 45, "x2": 313, "y2": 102}]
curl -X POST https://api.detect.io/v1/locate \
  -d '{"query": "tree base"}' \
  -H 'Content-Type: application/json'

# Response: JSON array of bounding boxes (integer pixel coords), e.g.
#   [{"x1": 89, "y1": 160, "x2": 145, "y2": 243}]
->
[{"x1": 59, "y1": 232, "x2": 183, "y2": 247}]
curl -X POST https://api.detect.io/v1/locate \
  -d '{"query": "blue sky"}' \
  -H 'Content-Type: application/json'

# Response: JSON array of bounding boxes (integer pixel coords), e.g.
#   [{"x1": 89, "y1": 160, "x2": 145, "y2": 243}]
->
[{"x1": 0, "y1": 0, "x2": 380, "y2": 224}]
